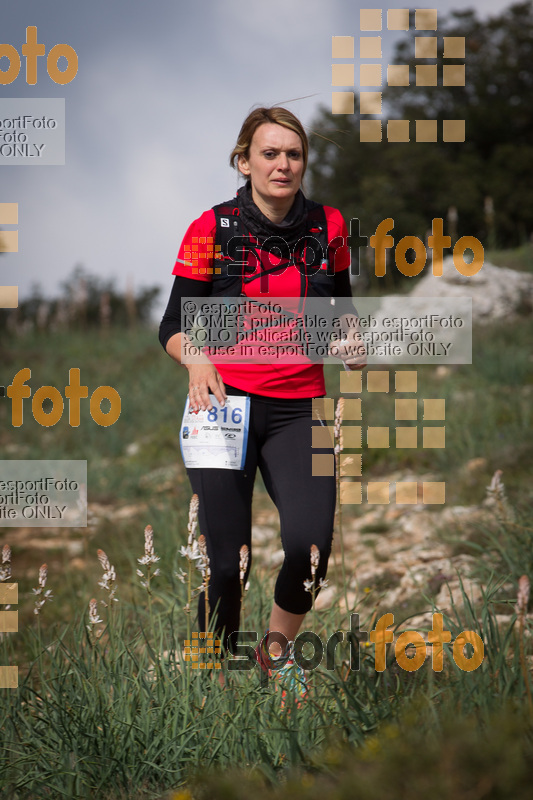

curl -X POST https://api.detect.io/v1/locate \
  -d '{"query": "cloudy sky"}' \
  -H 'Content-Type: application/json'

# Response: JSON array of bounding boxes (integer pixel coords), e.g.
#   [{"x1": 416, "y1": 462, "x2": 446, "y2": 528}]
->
[{"x1": 0, "y1": 0, "x2": 515, "y2": 318}]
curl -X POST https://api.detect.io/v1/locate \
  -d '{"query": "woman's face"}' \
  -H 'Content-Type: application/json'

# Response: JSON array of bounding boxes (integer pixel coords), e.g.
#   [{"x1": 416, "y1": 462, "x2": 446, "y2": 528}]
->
[{"x1": 238, "y1": 122, "x2": 304, "y2": 208}]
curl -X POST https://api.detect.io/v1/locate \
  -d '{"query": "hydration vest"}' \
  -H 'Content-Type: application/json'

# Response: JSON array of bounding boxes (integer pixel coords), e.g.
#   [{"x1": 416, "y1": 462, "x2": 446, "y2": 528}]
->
[{"x1": 209, "y1": 197, "x2": 336, "y2": 300}]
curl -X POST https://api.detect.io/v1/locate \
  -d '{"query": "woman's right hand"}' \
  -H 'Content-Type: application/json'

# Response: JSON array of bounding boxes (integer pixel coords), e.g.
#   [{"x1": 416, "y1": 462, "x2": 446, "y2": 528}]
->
[
  {"x1": 186, "y1": 362, "x2": 227, "y2": 412},
  {"x1": 164, "y1": 331, "x2": 227, "y2": 412}
]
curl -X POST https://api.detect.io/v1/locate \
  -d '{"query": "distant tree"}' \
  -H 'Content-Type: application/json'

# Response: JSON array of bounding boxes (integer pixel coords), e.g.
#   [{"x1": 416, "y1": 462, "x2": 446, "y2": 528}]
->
[
  {"x1": 308, "y1": 1, "x2": 533, "y2": 257},
  {"x1": 0, "y1": 265, "x2": 160, "y2": 335},
  {"x1": 388, "y1": 3, "x2": 533, "y2": 155}
]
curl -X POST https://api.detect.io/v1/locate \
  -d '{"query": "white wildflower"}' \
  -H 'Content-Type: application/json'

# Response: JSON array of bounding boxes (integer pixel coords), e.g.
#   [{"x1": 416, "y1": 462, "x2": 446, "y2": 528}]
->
[
  {"x1": 32, "y1": 563, "x2": 53, "y2": 615},
  {"x1": 180, "y1": 541, "x2": 201, "y2": 561},
  {"x1": 175, "y1": 567, "x2": 188, "y2": 584},
  {"x1": 197, "y1": 535, "x2": 210, "y2": 580},
  {"x1": 486, "y1": 469, "x2": 506, "y2": 502},
  {"x1": 239, "y1": 544, "x2": 249, "y2": 582},
  {"x1": 97, "y1": 549, "x2": 118, "y2": 604},
  {"x1": 138, "y1": 524, "x2": 160, "y2": 566},
  {"x1": 87, "y1": 597, "x2": 103, "y2": 626},
  {"x1": 310, "y1": 544, "x2": 320, "y2": 578},
  {"x1": 187, "y1": 494, "x2": 199, "y2": 547},
  {"x1": 485, "y1": 469, "x2": 514, "y2": 520},
  {"x1": 334, "y1": 397, "x2": 344, "y2": 455},
  {"x1": 137, "y1": 525, "x2": 161, "y2": 592},
  {"x1": 517, "y1": 575, "x2": 530, "y2": 622},
  {"x1": 1, "y1": 544, "x2": 12, "y2": 582}
]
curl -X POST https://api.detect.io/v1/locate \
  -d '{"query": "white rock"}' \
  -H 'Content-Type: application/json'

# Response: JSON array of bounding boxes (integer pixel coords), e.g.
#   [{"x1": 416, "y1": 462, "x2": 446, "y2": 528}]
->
[
  {"x1": 409, "y1": 256, "x2": 533, "y2": 324},
  {"x1": 314, "y1": 585, "x2": 337, "y2": 609},
  {"x1": 268, "y1": 549, "x2": 285, "y2": 568},
  {"x1": 252, "y1": 525, "x2": 277, "y2": 544}
]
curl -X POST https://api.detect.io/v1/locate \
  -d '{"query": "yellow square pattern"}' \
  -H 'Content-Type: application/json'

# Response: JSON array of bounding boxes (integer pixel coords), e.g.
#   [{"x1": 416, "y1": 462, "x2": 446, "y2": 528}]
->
[
  {"x1": 342, "y1": 426, "x2": 362, "y2": 449},
  {"x1": 312, "y1": 398, "x2": 334, "y2": 421},
  {"x1": 443, "y1": 37, "x2": 465, "y2": 58},
  {"x1": 415, "y1": 9, "x2": 438, "y2": 30},
  {"x1": 367, "y1": 427, "x2": 389, "y2": 448},
  {"x1": 332, "y1": 36, "x2": 354, "y2": 58},
  {"x1": 416, "y1": 65, "x2": 438, "y2": 86},
  {"x1": 360, "y1": 9, "x2": 382, "y2": 30},
  {"x1": 416, "y1": 120, "x2": 438, "y2": 142},
  {"x1": 332, "y1": 63, "x2": 355, "y2": 86},
  {"x1": 367, "y1": 371, "x2": 389, "y2": 392},
  {"x1": 395, "y1": 370, "x2": 417, "y2": 392},
  {"x1": 360, "y1": 64, "x2": 382, "y2": 87},
  {"x1": 0, "y1": 231, "x2": 18, "y2": 253},
  {"x1": 387, "y1": 65, "x2": 410, "y2": 86},
  {"x1": 0, "y1": 666, "x2": 18, "y2": 689},
  {"x1": 443, "y1": 65, "x2": 465, "y2": 86},
  {"x1": 360, "y1": 92, "x2": 382, "y2": 115},
  {"x1": 0, "y1": 583, "x2": 18, "y2": 603},
  {"x1": 0, "y1": 611, "x2": 18, "y2": 633},
  {"x1": 388, "y1": 120, "x2": 410, "y2": 142},
  {"x1": 423, "y1": 426, "x2": 446, "y2": 448},
  {"x1": 332, "y1": 92, "x2": 355, "y2": 115},
  {"x1": 343, "y1": 398, "x2": 362, "y2": 420},
  {"x1": 367, "y1": 482, "x2": 390, "y2": 504},
  {"x1": 0, "y1": 203, "x2": 18, "y2": 224},
  {"x1": 185, "y1": 237, "x2": 221, "y2": 275},
  {"x1": 340, "y1": 454, "x2": 362, "y2": 477},
  {"x1": 396, "y1": 482, "x2": 418, "y2": 504},
  {"x1": 415, "y1": 37, "x2": 437, "y2": 58},
  {"x1": 423, "y1": 399, "x2": 445, "y2": 420},
  {"x1": 340, "y1": 482, "x2": 362, "y2": 504},
  {"x1": 0, "y1": 287, "x2": 18, "y2": 308},
  {"x1": 312, "y1": 454, "x2": 335, "y2": 477},
  {"x1": 395, "y1": 399, "x2": 417, "y2": 420},
  {"x1": 443, "y1": 120, "x2": 465, "y2": 142},
  {"x1": 396, "y1": 427, "x2": 418, "y2": 448},
  {"x1": 340, "y1": 371, "x2": 362, "y2": 393},
  {"x1": 423, "y1": 482, "x2": 446, "y2": 504},
  {"x1": 184, "y1": 633, "x2": 222, "y2": 669},
  {"x1": 387, "y1": 9, "x2": 409, "y2": 30},
  {"x1": 360, "y1": 37, "x2": 382, "y2": 58},
  {"x1": 312, "y1": 426, "x2": 334, "y2": 448},
  {"x1": 360, "y1": 120, "x2": 382, "y2": 142}
]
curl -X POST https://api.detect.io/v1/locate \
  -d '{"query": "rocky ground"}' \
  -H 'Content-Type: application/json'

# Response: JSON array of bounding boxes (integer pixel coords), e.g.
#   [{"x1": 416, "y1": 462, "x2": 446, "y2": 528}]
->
[
  {"x1": 251, "y1": 464, "x2": 514, "y2": 635},
  {"x1": 2, "y1": 458, "x2": 520, "y2": 642}
]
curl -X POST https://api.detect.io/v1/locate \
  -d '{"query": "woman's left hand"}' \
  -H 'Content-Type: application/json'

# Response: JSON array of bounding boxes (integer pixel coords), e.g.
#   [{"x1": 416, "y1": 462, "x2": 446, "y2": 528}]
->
[{"x1": 328, "y1": 326, "x2": 367, "y2": 370}]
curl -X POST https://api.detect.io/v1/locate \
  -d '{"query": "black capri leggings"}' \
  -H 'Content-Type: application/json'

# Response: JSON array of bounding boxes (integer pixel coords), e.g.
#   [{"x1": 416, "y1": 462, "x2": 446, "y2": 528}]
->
[{"x1": 187, "y1": 385, "x2": 336, "y2": 653}]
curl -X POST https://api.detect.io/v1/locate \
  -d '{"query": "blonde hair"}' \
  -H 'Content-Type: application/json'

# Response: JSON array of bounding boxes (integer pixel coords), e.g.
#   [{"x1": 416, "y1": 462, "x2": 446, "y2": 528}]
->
[{"x1": 229, "y1": 107, "x2": 308, "y2": 176}]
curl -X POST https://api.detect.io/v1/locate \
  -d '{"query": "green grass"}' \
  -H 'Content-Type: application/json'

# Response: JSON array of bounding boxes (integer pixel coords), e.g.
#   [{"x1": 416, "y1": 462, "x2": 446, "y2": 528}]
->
[
  {"x1": 1, "y1": 544, "x2": 532, "y2": 799},
  {"x1": 486, "y1": 242, "x2": 533, "y2": 274},
  {"x1": 324, "y1": 315, "x2": 533, "y2": 505},
  {"x1": 1, "y1": 313, "x2": 532, "y2": 799}
]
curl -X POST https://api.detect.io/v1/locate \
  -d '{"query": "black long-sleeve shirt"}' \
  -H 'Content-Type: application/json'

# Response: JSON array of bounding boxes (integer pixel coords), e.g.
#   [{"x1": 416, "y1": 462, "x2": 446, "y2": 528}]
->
[{"x1": 158, "y1": 270, "x2": 355, "y2": 351}]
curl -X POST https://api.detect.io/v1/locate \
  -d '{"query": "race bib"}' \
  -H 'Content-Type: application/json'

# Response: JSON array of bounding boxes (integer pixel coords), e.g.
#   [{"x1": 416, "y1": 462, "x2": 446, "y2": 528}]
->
[{"x1": 180, "y1": 394, "x2": 250, "y2": 469}]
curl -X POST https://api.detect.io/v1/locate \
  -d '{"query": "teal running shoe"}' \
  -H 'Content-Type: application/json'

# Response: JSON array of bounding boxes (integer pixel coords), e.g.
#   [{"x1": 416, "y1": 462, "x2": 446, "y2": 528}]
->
[{"x1": 270, "y1": 641, "x2": 308, "y2": 708}]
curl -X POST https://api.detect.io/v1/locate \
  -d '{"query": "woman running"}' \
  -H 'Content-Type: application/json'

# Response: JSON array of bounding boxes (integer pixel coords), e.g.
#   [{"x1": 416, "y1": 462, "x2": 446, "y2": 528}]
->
[{"x1": 159, "y1": 106, "x2": 365, "y2": 695}]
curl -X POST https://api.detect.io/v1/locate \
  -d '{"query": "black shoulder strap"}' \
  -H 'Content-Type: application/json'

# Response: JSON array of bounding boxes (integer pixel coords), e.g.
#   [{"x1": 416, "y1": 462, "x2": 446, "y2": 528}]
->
[
  {"x1": 298, "y1": 200, "x2": 330, "y2": 271},
  {"x1": 210, "y1": 197, "x2": 332, "y2": 296},
  {"x1": 213, "y1": 200, "x2": 242, "y2": 257},
  {"x1": 210, "y1": 200, "x2": 247, "y2": 296},
  {"x1": 304, "y1": 199, "x2": 328, "y2": 234}
]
